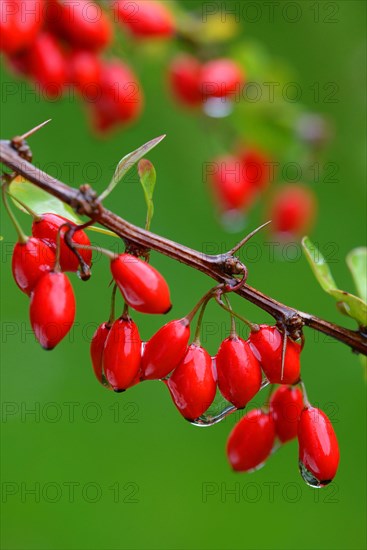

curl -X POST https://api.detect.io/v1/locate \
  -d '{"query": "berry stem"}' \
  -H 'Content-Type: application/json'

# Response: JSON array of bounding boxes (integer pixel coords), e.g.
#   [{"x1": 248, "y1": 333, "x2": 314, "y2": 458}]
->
[
  {"x1": 215, "y1": 293, "x2": 259, "y2": 332},
  {"x1": 1, "y1": 182, "x2": 28, "y2": 244},
  {"x1": 186, "y1": 285, "x2": 222, "y2": 323},
  {"x1": 108, "y1": 284, "x2": 118, "y2": 326},
  {"x1": 193, "y1": 296, "x2": 212, "y2": 345},
  {"x1": 299, "y1": 380, "x2": 311, "y2": 408},
  {"x1": 222, "y1": 295, "x2": 237, "y2": 338}
]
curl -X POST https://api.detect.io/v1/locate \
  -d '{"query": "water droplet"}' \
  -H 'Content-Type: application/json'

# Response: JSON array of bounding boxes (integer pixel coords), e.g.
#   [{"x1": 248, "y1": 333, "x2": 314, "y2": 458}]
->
[
  {"x1": 299, "y1": 461, "x2": 331, "y2": 488},
  {"x1": 220, "y1": 210, "x2": 247, "y2": 233},
  {"x1": 189, "y1": 404, "x2": 237, "y2": 427},
  {"x1": 203, "y1": 97, "x2": 234, "y2": 118}
]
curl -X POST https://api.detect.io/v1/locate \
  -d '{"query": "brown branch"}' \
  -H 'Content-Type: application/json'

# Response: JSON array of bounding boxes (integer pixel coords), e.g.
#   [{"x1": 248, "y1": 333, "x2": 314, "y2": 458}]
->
[{"x1": 1, "y1": 138, "x2": 366, "y2": 356}]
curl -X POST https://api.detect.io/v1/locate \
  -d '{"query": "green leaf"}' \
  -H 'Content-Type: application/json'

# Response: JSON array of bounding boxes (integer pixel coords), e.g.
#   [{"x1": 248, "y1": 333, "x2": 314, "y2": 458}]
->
[
  {"x1": 346, "y1": 247, "x2": 367, "y2": 303},
  {"x1": 138, "y1": 159, "x2": 156, "y2": 231},
  {"x1": 302, "y1": 237, "x2": 367, "y2": 326},
  {"x1": 301, "y1": 236, "x2": 338, "y2": 293},
  {"x1": 99, "y1": 135, "x2": 165, "y2": 202},
  {"x1": 9, "y1": 177, "x2": 81, "y2": 223},
  {"x1": 9, "y1": 177, "x2": 119, "y2": 239}
]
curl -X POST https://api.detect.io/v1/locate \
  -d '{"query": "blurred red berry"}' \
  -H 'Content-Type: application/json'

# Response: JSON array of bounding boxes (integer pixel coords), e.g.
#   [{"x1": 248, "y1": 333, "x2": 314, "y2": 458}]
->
[
  {"x1": 269, "y1": 184, "x2": 317, "y2": 236},
  {"x1": 209, "y1": 154, "x2": 256, "y2": 212},
  {"x1": 68, "y1": 49, "x2": 101, "y2": 93},
  {"x1": 27, "y1": 32, "x2": 67, "y2": 97},
  {"x1": 114, "y1": 0, "x2": 175, "y2": 38},
  {"x1": 168, "y1": 54, "x2": 202, "y2": 107},
  {"x1": 90, "y1": 60, "x2": 143, "y2": 132},
  {"x1": 239, "y1": 147, "x2": 273, "y2": 191},
  {"x1": 48, "y1": 0, "x2": 112, "y2": 51},
  {"x1": 0, "y1": 0, "x2": 44, "y2": 55},
  {"x1": 200, "y1": 58, "x2": 244, "y2": 99}
]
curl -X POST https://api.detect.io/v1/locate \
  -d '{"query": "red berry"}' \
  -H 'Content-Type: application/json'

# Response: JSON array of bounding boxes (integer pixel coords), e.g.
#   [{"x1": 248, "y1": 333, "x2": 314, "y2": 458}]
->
[
  {"x1": 30, "y1": 272, "x2": 76, "y2": 350},
  {"x1": 210, "y1": 154, "x2": 256, "y2": 212},
  {"x1": 167, "y1": 344, "x2": 217, "y2": 420},
  {"x1": 227, "y1": 409, "x2": 276, "y2": 472},
  {"x1": 12, "y1": 237, "x2": 56, "y2": 295},
  {"x1": 298, "y1": 407, "x2": 340, "y2": 486},
  {"x1": 32, "y1": 213, "x2": 92, "y2": 273},
  {"x1": 216, "y1": 336, "x2": 262, "y2": 409},
  {"x1": 90, "y1": 322, "x2": 111, "y2": 384},
  {"x1": 114, "y1": 0, "x2": 175, "y2": 38},
  {"x1": 239, "y1": 148, "x2": 272, "y2": 192},
  {"x1": 270, "y1": 385, "x2": 304, "y2": 442},
  {"x1": 102, "y1": 317, "x2": 141, "y2": 392},
  {"x1": 91, "y1": 60, "x2": 143, "y2": 132},
  {"x1": 168, "y1": 54, "x2": 202, "y2": 107},
  {"x1": 249, "y1": 325, "x2": 301, "y2": 384},
  {"x1": 110, "y1": 254, "x2": 171, "y2": 315},
  {"x1": 68, "y1": 50, "x2": 102, "y2": 93},
  {"x1": 0, "y1": 0, "x2": 44, "y2": 55},
  {"x1": 141, "y1": 318, "x2": 190, "y2": 380},
  {"x1": 28, "y1": 32, "x2": 67, "y2": 98},
  {"x1": 269, "y1": 184, "x2": 317, "y2": 236},
  {"x1": 49, "y1": 0, "x2": 112, "y2": 51},
  {"x1": 200, "y1": 59, "x2": 244, "y2": 99}
]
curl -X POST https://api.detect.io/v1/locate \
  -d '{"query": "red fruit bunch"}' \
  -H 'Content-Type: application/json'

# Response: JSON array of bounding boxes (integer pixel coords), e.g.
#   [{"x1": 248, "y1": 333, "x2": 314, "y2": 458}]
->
[
  {"x1": 0, "y1": 0, "x2": 143, "y2": 132},
  {"x1": 227, "y1": 387, "x2": 340, "y2": 486},
  {"x1": 10, "y1": 211, "x2": 92, "y2": 349}
]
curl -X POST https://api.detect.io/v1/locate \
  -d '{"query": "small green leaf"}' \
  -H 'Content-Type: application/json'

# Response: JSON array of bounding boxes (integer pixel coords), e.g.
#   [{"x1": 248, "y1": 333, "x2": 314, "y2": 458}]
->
[
  {"x1": 330, "y1": 289, "x2": 367, "y2": 327},
  {"x1": 346, "y1": 247, "x2": 367, "y2": 303},
  {"x1": 302, "y1": 237, "x2": 367, "y2": 326},
  {"x1": 138, "y1": 159, "x2": 156, "y2": 231},
  {"x1": 9, "y1": 177, "x2": 81, "y2": 223},
  {"x1": 87, "y1": 226, "x2": 118, "y2": 238},
  {"x1": 99, "y1": 135, "x2": 165, "y2": 202},
  {"x1": 301, "y1": 236, "x2": 338, "y2": 293}
]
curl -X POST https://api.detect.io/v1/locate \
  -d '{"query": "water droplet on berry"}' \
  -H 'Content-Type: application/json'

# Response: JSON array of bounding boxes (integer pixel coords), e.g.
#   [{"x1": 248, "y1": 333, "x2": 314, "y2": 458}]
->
[
  {"x1": 190, "y1": 404, "x2": 236, "y2": 427},
  {"x1": 299, "y1": 461, "x2": 331, "y2": 488}
]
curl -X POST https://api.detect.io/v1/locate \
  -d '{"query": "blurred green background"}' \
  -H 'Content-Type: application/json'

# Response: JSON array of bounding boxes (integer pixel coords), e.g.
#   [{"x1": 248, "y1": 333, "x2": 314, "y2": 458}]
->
[{"x1": 1, "y1": 1, "x2": 366, "y2": 549}]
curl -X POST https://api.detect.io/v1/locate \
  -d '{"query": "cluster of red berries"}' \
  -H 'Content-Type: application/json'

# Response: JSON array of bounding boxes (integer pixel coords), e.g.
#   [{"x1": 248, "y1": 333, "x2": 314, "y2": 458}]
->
[
  {"x1": 11, "y1": 212, "x2": 91, "y2": 348},
  {"x1": 10, "y1": 207, "x2": 173, "y2": 349},
  {"x1": 91, "y1": 289, "x2": 339, "y2": 486},
  {"x1": 209, "y1": 146, "x2": 316, "y2": 236},
  {"x1": 5, "y1": 187, "x2": 339, "y2": 486},
  {"x1": 228, "y1": 388, "x2": 340, "y2": 487},
  {"x1": 0, "y1": 0, "x2": 177, "y2": 132}
]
